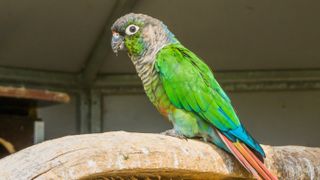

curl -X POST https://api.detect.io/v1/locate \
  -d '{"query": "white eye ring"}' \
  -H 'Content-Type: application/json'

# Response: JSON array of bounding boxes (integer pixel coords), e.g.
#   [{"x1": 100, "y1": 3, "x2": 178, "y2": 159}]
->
[{"x1": 125, "y1": 24, "x2": 139, "y2": 35}]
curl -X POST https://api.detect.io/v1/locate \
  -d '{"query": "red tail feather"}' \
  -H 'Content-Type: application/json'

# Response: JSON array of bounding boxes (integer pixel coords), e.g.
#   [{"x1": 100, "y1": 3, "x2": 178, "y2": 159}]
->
[{"x1": 216, "y1": 130, "x2": 278, "y2": 180}]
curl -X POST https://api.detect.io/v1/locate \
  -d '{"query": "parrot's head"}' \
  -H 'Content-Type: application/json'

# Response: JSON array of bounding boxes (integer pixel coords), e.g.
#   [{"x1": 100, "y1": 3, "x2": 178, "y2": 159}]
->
[{"x1": 111, "y1": 13, "x2": 178, "y2": 59}]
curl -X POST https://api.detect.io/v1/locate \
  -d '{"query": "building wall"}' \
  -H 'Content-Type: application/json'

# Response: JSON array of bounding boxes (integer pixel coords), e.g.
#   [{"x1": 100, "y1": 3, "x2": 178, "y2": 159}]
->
[
  {"x1": 102, "y1": 91, "x2": 320, "y2": 147},
  {"x1": 103, "y1": 95, "x2": 171, "y2": 133},
  {"x1": 36, "y1": 90, "x2": 320, "y2": 146},
  {"x1": 38, "y1": 95, "x2": 78, "y2": 140}
]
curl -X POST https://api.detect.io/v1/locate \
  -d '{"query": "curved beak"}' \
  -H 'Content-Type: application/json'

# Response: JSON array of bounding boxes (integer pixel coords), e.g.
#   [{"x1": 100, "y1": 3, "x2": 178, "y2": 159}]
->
[{"x1": 111, "y1": 31, "x2": 125, "y2": 53}]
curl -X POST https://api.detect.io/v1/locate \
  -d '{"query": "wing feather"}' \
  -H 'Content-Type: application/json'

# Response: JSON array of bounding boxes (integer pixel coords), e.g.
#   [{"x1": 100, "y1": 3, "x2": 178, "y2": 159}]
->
[
  {"x1": 155, "y1": 43, "x2": 266, "y2": 157},
  {"x1": 155, "y1": 44, "x2": 240, "y2": 131}
]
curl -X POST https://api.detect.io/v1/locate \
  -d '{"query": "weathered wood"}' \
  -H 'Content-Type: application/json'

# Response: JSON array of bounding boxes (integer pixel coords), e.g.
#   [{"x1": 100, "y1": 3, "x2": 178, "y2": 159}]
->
[
  {"x1": 0, "y1": 86, "x2": 70, "y2": 104},
  {"x1": 0, "y1": 131, "x2": 319, "y2": 179}
]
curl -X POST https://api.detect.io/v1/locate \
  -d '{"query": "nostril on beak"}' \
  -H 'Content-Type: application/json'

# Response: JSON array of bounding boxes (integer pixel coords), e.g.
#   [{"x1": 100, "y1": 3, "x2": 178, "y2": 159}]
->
[
  {"x1": 111, "y1": 32, "x2": 124, "y2": 54},
  {"x1": 112, "y1": 31, "x2": 120, "y2": 39}
]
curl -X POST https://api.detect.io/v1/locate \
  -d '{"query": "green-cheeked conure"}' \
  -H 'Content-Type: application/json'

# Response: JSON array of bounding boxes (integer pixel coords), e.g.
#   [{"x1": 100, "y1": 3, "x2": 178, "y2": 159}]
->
[{"x1": 111, "y1": 13, "x2": 277, "y2": 180}]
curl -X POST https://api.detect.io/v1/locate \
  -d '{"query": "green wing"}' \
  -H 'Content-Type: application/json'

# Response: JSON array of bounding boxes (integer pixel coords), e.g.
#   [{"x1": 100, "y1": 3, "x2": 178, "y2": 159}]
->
[{"x1": 155, "y1": 43, "x2": 240, "y2": 131}]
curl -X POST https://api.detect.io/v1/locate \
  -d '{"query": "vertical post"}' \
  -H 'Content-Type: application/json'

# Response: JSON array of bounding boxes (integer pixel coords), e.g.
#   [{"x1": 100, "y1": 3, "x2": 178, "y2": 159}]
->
[
  {"x1": 78, "y1": 91, "x2": 90, "y2": 133},
  {"x1": 33, "y1": 121, "x2": 44, "y2": 144},
  {"x1": 90, "y1": 90, "x2": 102, "y2": 133}
]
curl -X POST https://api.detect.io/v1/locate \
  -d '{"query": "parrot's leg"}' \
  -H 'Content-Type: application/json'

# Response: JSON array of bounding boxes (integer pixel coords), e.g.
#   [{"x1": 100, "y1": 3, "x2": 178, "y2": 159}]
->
[
  {"x1": 161, "y1": 109, "x2": 201, "y2": 141},
  {"x1": 161, "y1": 129, "x2": 188, "y2": 140}
]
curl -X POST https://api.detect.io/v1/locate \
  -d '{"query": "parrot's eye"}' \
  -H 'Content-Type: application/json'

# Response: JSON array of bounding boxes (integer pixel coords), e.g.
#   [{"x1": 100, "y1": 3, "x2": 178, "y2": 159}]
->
[{"x1": 125, "y1": 24, "x2": 139, "y2": 35}]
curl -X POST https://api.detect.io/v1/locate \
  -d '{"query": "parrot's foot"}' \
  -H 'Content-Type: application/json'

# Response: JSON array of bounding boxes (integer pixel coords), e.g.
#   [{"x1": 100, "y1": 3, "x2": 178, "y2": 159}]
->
[{"x1": 161, "y1": 129, "x2": 188, "y2": 141}]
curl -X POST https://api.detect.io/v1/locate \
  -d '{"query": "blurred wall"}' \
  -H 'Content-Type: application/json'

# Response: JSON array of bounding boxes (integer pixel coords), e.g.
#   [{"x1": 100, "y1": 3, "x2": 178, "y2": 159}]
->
[
  {"x1": 38, "y1": 95, "x2": 78, "y2": 140},
  {"x1": 102, "y1": 91, "x2": 320, "y2": 147},
  {"x1": 37, "y1": 91, "x2": 320, "y2": 146}
]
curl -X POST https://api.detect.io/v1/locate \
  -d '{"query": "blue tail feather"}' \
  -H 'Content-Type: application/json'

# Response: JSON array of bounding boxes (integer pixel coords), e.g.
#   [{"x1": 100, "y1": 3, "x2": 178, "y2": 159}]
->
[{"x1": 222, "y1": 125, "x2": 265, "y2": 158}]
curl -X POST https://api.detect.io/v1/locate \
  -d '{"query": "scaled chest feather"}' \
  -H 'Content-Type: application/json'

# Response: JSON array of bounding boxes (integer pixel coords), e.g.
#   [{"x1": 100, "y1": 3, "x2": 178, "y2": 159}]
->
[
  {"x1": 147, "y1": 71, "x2": 173, "y2": 117},
  {"x1": 134, "y1": 60, "x2": 173, "y2": 117}
]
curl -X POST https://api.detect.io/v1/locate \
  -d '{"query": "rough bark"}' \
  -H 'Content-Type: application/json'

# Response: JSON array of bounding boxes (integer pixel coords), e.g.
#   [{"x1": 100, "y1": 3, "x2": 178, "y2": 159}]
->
[{"x1": 0, "y1": 131, "x2": 319, "y2": 180}]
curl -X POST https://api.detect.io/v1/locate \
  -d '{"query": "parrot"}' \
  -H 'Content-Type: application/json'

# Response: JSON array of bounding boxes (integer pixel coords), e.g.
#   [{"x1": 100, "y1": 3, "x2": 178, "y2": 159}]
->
[{"x1": 111, "y1": 13, "x2": 277, "y2": 180}]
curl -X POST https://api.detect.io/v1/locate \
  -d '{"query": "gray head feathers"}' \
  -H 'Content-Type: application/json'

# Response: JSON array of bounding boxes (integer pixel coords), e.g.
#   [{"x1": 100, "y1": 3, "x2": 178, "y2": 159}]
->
[
  {"x1": 111, "y1": 13, "x2": 179, "y2": 69},
  {"x1": 111, "y1": 13, "x2": 177, "y2": 44},
  {"x1": 111, "y1": 13, "x2": 163, "y2": 33},
  {"x1": 111, "y1": 13, "x2": 179, "y2": 91}
]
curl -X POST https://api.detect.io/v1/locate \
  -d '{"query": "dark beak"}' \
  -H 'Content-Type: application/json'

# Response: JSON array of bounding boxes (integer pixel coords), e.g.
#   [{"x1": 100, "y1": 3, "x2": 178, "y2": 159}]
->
[{"x1": 111, "y1": 32, "x2": 125, "y2": 53}]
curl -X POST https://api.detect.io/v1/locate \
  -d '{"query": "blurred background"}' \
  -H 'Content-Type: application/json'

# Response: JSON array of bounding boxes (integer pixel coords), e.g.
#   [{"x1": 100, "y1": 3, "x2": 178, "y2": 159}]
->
[{"x1": 0, "y1": 0, "x2": 319, "y2": 158}]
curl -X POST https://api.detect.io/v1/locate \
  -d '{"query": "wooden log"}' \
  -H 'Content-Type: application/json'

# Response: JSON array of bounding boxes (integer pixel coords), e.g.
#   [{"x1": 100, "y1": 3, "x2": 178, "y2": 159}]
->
[{"x1": 0, "y1": 131, "x2": 319, "y2": 179}]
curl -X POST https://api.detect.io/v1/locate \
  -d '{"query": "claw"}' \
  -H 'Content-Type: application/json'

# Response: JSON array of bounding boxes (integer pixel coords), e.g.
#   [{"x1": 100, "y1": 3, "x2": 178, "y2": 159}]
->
[{"x1": 161, "y1": 129, "x2": 188, "y2": 141}]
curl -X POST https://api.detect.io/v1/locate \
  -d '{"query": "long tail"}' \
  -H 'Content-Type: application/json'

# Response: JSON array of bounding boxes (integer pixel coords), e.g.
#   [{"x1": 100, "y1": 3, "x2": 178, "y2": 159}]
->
[{"x1": 216, "y1": 130, "x2": 278, "y2": 180}]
